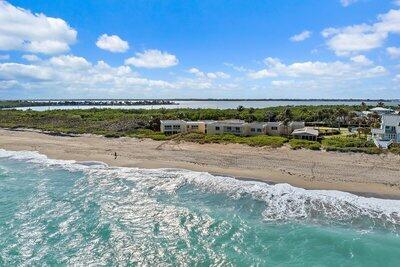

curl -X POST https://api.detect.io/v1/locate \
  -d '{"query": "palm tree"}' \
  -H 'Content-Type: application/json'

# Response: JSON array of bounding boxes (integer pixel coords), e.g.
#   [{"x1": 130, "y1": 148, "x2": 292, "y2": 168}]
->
[
  {"x1": 278, "y1": 108, "x2": 293, "y2": 135},
  {"x1": 265, "y1": 111, "x2": 275, "y2": 122},
  {"x1": 360, "y1": 101, "x2": 367, "y2": 111}
]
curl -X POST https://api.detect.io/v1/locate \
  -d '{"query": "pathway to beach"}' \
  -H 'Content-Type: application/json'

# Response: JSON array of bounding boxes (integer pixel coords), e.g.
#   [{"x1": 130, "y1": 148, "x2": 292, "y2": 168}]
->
[{"x1": 0, "y1": 128, "x2": 399, "y2": 198}]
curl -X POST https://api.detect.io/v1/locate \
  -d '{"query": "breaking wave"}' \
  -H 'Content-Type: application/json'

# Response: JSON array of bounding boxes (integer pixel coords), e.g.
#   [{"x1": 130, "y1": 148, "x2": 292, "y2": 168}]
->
[{"x1": 1, "y1": 148, "x2": 399, "y2": 228}]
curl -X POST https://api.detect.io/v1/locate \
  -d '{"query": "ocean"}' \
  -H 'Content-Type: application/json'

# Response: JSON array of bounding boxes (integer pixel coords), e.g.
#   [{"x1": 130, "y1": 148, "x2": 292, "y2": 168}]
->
[{"x1": 0, "y1": 149, "x2": 399, "y2": 266}]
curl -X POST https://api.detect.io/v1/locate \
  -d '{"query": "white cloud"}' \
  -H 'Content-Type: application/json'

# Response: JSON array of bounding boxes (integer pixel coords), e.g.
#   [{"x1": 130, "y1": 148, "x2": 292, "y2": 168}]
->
[
  {"x1": 188, "y1": 68, "x2": 230, "y2": 79},
  {"x1": 322, "y1": 9, "x2": 400, "y2": 55},
  {"x1": 0, "y1": 1, "x2": 77, "y2": 54},
  {"x1": 0, "y1": 54, "x2": 10, "y2": 60},
  {"x1": 248, "y1": 57, "x2": 387, "y2": 80},
  {"x1": 340, "y1": 0, "x2": 358, "y2": 7},
  {"x1": 22, "y1": 54, "x2": 40, "y2": 62},
  {"x1": 49, "y1": 55, "x2": 91, "y2": 70},
  {"x1": 271, "y1": 80, "x2": 294, "y2": 87},
  {"x1": 96, "y1": 34, "x2": 129, "y2": 53},
  {"x1": 387, "y1": 46, "x2": 400, "y2": 58},
  {"x1": 350, "y1": 55, "x2": 373, "y2": 65},
  {"x1": 248, "y1": 69, "x2": 277, "y2": 79},
  {"x1": 290, "y1": 30, "x2": 312, "y2": 42},
  {"x1": 125, "y1": 49, "x2": 178, "y2": 68}
]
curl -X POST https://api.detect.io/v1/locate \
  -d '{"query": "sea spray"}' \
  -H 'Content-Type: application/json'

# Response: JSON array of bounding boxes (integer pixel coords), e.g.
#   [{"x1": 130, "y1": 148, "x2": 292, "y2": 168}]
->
[{"x1": 0, "y1": 149, "x2": 400, "y2": 265}]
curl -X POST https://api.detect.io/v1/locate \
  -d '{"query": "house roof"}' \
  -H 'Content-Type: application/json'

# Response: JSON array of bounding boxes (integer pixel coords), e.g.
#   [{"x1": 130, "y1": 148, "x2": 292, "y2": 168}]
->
[
  {"x1": 247, "y1": 122, "x2": 268, "y2": 127},
  {"x1": 370, "y1": 107, "x2": 393, "y2": 112},
  {"x1": 266, "y1": 121, "x2": 282, "y2": 127},
  {"x1": 160, "y1": 120, "x2": 186, "y2": 124},
  {"x1": 291, "y1": 127, "x2": 319, "y2": 136}
]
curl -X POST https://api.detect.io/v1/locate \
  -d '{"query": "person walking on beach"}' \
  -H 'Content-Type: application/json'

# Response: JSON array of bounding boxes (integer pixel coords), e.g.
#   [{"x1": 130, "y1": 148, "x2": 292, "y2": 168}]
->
[{"x1": 114, "y1": 152, "x2": 118, "y2": 159}]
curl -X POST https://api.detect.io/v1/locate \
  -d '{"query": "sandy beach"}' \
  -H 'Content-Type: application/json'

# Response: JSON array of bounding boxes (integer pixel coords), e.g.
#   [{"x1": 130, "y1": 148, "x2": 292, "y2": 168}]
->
[{"x1": 0, "y1": 128, "x2": 400, "y2": 199}]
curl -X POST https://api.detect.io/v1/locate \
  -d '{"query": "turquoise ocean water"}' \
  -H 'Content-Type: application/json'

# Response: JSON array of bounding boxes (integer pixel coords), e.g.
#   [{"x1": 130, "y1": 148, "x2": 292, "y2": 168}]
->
[{"x1": 0, "y1": 149, "x2": 399, "y2": 266}]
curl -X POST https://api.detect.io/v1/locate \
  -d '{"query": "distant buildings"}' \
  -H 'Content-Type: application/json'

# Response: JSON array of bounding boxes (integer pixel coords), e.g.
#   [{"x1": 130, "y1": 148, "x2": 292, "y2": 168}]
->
[
  {"x1": 160, "y1": 120, "x2": 306, "y2": 136},
  {"x1": 371, "y1": 114, "x2": 400, "y2": 149}
]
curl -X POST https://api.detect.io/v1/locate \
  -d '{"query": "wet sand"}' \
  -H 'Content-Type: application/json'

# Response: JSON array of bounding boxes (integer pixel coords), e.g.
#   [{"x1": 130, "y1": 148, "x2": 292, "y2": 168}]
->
[{"x1": 1, "y1": 128, "x2": 400, "y2": 199}]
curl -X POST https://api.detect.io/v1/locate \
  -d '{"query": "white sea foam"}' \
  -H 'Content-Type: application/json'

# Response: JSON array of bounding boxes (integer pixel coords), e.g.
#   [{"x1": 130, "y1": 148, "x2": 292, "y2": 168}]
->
[{"x1": 1, "y1": 148, "x2": 399, "y2": 226}]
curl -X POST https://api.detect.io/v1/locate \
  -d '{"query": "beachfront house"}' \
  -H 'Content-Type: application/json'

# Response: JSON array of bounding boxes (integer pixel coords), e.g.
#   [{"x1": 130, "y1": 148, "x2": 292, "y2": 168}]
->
[
  {"x1": 247, "y1": 122, "x2": 268, "y2": 136},
  {"x1": 186, "y1": 121, "x2": 206, "y2": 133},
  {"x1": 160, "y1": 120, "x2": 187, "y2": 134},
  {"x1": 161, "y1": 119, "x2": 306, "y2": 137},
  {"x1": 370, "y1": 107, "x2": 394, "y2": 116},
  {"x1": 207, "y1": 120, "x2": 248, "y2": 136},
  {"x1": 291, "y1": 127, "x2": 319, "y2": 141},
  {"x1": 371, "y1": 114, "x2": 400, "y2": 149},
  {"x1": 264, "y1": 121, "x2": 305, "y2": 136}
]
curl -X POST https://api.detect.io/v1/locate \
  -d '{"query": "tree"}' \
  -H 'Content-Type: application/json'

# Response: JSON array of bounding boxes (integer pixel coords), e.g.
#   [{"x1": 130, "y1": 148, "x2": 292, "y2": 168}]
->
[
  {"x1": 377, "y1": 101, "x2": 385, "y2": 107},
  {"x1": 360, "y1": 101, "x2": 367, "y2": 111},
  {"x1": 237, "y1": 105, "x2": 245, "y2": 112},
  {"x1": 278, "y1": 108, "x2": 293, "y2": 135},
  {"x1": 278, "y1": 108, "x2": 293, "y2": 122},
  {"x1": 265, "y1": 111, "x2": 275, "y2": 122}
]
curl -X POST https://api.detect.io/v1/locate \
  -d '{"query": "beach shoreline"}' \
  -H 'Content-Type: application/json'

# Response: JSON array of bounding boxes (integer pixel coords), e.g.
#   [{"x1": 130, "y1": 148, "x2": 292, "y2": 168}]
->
[{"x1": 1, "y1": 128, "x2": 400, "y2": 199}]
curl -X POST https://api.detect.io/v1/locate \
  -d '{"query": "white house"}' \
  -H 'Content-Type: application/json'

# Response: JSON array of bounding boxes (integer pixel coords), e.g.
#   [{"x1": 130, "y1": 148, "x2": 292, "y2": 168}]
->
[
  {"x1": 160, "y1": 120, "x2": 187, "y2": 134},
  {"x1": 207, "y1": 120, "x2": 248, "y2": 136},
  {"x1": 247, "y1": 122, "x2": 268, "y2": 136},
  {"x1": 161, "y1": 119, "x2": 306, "y2": 137},
  {"x1": 292, "y1": 127, "x2": 319, "y2": 141},
  {"x1": 371, "y1": 114, "x2": 400, "y2": 148},
  {"x1": 370, "y1": 107, "x2": 394, "y2": 116}
]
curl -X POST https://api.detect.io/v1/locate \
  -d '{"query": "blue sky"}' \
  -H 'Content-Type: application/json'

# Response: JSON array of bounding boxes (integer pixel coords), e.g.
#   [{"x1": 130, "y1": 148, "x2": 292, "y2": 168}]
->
[{"x1": 0, "y1": 0, "x2": 399, "y2": 99}]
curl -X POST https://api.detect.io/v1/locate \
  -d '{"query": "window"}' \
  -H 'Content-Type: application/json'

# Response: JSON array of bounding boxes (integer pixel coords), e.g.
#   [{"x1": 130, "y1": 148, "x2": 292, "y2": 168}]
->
[
  {"x1": 271, "y1": 126, "x2": 278, "y2": 130},
  {"x1": 165, "y1": 125, "x2": 172, "y2": 129},
  {"x1": 215, "y1": 126, "x2": 220, "y2": 131},
  {"x1": 257, "y1": 128, "x2": 262, "y2": 133},
  {"x1": 227, "y1": 126, "x2": 232, "y2": 130},
  {"x1": 251, "y1": 128, "x2": 256, "y2": 132},
  {"x1": 235, "y1": 127, "x2": 240, "y2": 131}
]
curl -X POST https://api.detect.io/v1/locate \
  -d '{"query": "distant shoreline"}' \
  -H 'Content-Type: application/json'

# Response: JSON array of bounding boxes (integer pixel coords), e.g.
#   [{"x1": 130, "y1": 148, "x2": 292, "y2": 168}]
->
[
  {"x1": 2, "y1": 98, "x2": 400, "y2": 102},
  {"x1": 1, "y1": 128, "x2": 399, "y2": 199}
]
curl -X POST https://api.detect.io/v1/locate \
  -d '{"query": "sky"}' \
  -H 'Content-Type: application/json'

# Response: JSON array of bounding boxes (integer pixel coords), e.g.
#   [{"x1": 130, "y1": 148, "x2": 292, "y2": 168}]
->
[{"x1": 0, "y1": 0, "x2": 399, "y2": 99}]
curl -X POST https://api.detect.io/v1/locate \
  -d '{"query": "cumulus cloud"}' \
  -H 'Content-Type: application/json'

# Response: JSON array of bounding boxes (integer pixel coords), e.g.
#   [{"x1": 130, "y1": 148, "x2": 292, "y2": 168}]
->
[
  {"x1": 248, "y1": 57, "x2": 387, "y2": 80},
  {"x1": 248, "y1": 69, "x2": 277, "y2": 79},
  {"x1": 188, "y1": 68, "x2": 230, "y2": 79},
  {"x1": 322, "y1": 9, "x2": 400, "y2": 56},
  {"x1": 22, "y1": 54, "x2": 40, "y2": 62},
  {"x1": 96, "y1": 34, "x2": 129, "y2": 53},
  {"x1": 350, "y1": 55, "x2": 373, "y2": 65},
  {"x1": 290, "y1": 30, "x2": 312, "y2": 42},
  {"x1": 125, "y1": 49, "x2": 178, "y2": 68},
  {"x1": 387, "y1": 46, "x2": 400, "y2": 58},
  {"x1": 0, "y1": 55, "x2": 178, "y2": 93},
  {"x1": 0, "y1": 1, "x2": 77, "y2": 54}
]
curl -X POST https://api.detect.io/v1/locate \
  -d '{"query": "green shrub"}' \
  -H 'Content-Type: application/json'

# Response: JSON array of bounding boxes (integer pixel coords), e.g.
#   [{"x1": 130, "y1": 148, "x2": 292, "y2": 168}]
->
[
  {"x1": 325, "y1": 146, "x2": 382, "y2": 154},
  {"x1": 389, "y1": 143, "x2": 400, "y2": 155},
  {"x1": 289, "y1": 139, "x2": 321, "y2": 150},
  {"x1": 322, "y1": 136, "x2": 374, "y2": 148}
]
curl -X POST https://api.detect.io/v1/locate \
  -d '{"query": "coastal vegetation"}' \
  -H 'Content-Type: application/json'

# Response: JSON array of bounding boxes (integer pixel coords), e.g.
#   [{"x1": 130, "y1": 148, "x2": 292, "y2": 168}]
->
[{"x1": 0, "y1": 104, "x2": 398, "y2": 154}]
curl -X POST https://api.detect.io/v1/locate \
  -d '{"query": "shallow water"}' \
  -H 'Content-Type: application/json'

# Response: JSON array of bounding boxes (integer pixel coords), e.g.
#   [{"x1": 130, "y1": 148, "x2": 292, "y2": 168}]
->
[{"x1": 0, "y1": 149, "x2": 399, "y2": 266}]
